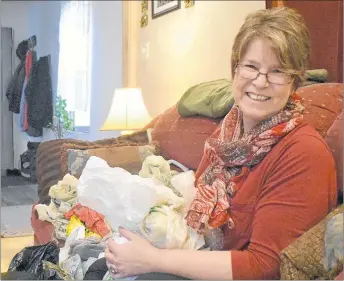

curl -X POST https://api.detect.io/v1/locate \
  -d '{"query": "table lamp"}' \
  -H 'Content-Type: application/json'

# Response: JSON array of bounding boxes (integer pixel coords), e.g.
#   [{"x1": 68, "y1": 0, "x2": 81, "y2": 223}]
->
[{"x1": 99, "y1": 88, "x2": 151, "y2": 135}]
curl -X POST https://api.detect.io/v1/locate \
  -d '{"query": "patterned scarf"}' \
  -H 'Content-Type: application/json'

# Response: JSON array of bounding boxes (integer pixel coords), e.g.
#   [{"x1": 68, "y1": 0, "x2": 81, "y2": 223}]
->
[{"x1": 185, "y1": 93, "x2": 304, "y2": 232}]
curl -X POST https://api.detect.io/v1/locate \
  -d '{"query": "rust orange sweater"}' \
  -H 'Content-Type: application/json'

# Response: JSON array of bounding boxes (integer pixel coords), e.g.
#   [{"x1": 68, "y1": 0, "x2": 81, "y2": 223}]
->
[{"x1": 199, "y1": 123, "x2": 338, "y2": 280}]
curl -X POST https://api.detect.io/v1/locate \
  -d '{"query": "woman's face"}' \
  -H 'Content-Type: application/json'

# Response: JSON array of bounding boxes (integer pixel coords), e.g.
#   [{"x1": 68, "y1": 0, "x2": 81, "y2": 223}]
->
[{"x1": 232, "y1": 38, "x2": 293, "y2": 131}]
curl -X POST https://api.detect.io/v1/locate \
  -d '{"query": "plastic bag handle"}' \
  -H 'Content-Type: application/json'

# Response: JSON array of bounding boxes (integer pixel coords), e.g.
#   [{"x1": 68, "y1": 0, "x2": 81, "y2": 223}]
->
[{"x1": 167, "y1": 159, "x2": 189, "y2": 172}]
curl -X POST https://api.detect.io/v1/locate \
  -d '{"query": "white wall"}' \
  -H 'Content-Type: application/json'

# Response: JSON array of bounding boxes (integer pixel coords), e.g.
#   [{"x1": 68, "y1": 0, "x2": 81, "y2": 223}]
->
[
  {"x1": 138, "y1": 1, "x2": 266, "y2": 118},
  {"x1": 88, "y1": 1, "x2": 123, "y2": 141}
]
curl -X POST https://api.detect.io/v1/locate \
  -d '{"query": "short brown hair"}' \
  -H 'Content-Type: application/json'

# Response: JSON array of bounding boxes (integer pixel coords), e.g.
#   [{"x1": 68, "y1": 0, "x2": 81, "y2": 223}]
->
[{"x1": 231, "y1": 7, "x2": 310, "y2": 90}]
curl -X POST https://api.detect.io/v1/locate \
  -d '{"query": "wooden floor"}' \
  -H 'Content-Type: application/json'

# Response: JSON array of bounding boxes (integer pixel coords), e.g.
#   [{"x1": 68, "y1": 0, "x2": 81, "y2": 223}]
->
[{"x1": 1, "y1": 236, "x2": 34, "y2": 272}]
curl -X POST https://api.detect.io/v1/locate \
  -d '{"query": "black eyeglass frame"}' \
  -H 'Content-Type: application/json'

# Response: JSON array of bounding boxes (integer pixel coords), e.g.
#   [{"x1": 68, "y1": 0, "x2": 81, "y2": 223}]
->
[{"x1": 235, "y1": 63, "x2": 297, "y2": 85}]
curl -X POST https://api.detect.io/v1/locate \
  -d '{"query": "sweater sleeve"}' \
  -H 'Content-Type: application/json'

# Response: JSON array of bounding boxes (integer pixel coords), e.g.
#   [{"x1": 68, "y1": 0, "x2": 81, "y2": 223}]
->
[{"x1": 231, "y1": 134, "x2": 338, "y2": 280}]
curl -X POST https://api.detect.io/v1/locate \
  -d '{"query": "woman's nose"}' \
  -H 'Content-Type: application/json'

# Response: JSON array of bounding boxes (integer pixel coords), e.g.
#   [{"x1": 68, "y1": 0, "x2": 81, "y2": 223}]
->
[{"x1": 252, "y1": 73, "x2": 269, "y2": 88}]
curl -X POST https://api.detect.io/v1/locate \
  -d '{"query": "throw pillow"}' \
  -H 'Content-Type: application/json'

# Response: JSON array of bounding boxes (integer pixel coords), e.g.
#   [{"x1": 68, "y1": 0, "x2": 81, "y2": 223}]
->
[
  {"x1": 60, "y1": 140, "x2": 146, "y2": 178},
  {"x1": 67, "y1": 143, "x2": 159, "y2": 178},
  {"x1": 280, "y1": 204, "x2": 344, "y2": 280},
  {"x1": 296, "y1": 83, "x2": 343, "y2": 137},
  {"x1": 177, "y1": 78, "x2": 234, "y2": 118}
]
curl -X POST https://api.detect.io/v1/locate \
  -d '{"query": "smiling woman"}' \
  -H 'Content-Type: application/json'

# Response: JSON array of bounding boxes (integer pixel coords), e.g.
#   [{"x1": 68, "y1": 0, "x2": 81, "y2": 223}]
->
[
  {"x1": 232, "y1": 39, "x2": 297, "y2": 132},
  {"x1": 104, "y1": 7, "x2": 338, "y2": 280}
]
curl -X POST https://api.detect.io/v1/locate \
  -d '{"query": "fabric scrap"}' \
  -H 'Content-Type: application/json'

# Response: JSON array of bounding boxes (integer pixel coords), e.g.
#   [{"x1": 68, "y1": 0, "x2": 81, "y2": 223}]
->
[{"x1": 64, "y1": 203, "x2": 110, "y2": 237}]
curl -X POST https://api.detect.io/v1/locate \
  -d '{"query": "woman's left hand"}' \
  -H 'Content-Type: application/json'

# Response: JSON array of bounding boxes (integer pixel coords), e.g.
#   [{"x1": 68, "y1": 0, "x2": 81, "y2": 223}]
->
[{"x1": 105, "y1": 227, "x2": 160, "y2": 279}]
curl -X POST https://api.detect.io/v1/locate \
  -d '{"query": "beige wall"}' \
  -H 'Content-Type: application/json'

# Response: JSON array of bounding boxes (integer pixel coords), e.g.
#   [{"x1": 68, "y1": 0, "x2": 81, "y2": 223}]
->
[{"x1": 135, "y1": 1, "x2": 266, "y2": 118}]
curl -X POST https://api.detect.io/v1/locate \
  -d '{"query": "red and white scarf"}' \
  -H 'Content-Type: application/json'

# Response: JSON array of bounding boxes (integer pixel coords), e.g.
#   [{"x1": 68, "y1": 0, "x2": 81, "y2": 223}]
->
[{"x1": 185, "y1": 93, "x2": 304, "y2": 232}]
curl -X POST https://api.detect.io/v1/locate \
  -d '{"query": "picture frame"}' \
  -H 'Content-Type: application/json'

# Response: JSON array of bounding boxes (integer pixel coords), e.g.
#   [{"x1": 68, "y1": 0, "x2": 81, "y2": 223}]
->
[
  {"x1": 152, "y1": 0, "x2": 181, "y2": 19},
  {"x1": 184, "y1": 0, "x2": 195, "y2": 8}
]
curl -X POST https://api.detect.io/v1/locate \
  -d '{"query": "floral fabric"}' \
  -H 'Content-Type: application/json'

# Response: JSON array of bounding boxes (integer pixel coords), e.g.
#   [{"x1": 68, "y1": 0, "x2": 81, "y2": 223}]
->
[{"x1": 186, "y1": 94, "x2": 304, "y2": 232}]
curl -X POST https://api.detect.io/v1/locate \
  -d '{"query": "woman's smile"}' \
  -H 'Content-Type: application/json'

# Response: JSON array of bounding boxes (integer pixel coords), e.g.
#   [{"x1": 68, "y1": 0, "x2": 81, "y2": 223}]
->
[{"x1": 245, "y1": 92, "x2": 271, "y2": 102}]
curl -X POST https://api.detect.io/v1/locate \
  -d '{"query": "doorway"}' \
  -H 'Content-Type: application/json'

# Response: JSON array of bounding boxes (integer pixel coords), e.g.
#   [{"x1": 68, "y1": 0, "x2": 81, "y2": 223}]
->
[{"x1": 1, "y1": 27, "x2": 15, "y2": 176}]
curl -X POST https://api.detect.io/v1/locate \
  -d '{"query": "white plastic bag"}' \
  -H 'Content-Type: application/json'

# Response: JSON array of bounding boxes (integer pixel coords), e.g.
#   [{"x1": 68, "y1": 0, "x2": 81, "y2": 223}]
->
[
  {"x1": 77, "y1": 156, "x2": 157, "y2": 232},
  {"x1": 170, "y1": 170, "x2": 197, "y2": 212},
  {"x1": 77, "y1": 156, "x2": 205, "y2": 251},
  {"x1": 324, "y1": 213, "x2": 343, "y2": 270},
  {"x1": 59, "y1": 226, "x2": 85, "y2": 264},
  {"x1": 140, "y1": 170, "x2": 204, "y2": 250},
  {"x1": 140, "y1": 204, "x2": 204, "y2": 250}
]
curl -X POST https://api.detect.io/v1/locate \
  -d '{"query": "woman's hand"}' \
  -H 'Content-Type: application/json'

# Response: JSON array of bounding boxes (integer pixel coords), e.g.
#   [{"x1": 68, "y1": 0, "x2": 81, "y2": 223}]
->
[{"x1": 105, "y1": 227, "x2": 160, "y2": 279}]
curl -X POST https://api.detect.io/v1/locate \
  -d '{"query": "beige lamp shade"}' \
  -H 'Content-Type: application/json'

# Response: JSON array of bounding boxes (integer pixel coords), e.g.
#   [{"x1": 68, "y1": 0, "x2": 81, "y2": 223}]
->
[{"x1": 100, "y1": 88, "x2": 151, "y2": 131}]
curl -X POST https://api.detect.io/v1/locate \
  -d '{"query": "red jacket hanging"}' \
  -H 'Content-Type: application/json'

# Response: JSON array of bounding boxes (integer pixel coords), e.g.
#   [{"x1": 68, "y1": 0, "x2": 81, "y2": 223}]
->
[{"x1": 23, "y1": 49, "x2": 33, "y2": 131}]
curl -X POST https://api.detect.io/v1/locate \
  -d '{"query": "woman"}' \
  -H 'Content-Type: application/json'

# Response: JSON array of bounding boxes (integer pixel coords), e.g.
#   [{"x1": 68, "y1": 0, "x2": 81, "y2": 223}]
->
[{"x1": 104, "y1": 7, "x2": 337, "y2": 280}]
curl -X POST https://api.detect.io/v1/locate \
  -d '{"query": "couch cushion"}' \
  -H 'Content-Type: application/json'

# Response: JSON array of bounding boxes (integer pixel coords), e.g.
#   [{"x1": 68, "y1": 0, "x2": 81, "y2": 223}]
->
[
  {"x1": 143, "y1": 115, "x2": 160, "y2": 130},
  {"x1": 151, "y1": 106, "x2": 221, "y2": 170},
  {"x1": 177, "y1": 78, "x2": 234, "y2": 118},
  {"x1": 60, "y1": 135, "x2": 152, "y2": 181},
  {"x1": 66, "y1": 143, "x2": 159, "y2": 178},
  {"x1": 296, "y1": 83, "x2": 343, "y2": 137},
  {"x1": 324, "y1": 112, "x2": 343, "y2": 199},
  {"x1": 296, "y1": 83, "x2": 343, "y2": 200}
]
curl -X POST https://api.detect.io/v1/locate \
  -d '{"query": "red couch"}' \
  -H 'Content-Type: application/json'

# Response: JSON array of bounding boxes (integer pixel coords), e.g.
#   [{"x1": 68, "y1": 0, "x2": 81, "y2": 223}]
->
[{"x1": 31, "y1": 83, "x2": 343, "y2": 277}]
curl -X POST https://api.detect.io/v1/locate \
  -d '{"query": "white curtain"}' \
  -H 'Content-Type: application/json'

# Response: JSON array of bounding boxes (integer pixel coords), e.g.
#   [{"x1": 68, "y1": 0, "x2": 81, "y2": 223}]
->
[{"x1": 57, "y1": 1, "x2": 92, "y2": 112}]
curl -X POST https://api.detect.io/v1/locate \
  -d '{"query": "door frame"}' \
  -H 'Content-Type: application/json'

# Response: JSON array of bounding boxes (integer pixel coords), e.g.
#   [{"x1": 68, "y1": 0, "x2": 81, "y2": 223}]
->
[{"x1": 0, "y1": 26, "x2": 15, "y2": 175}]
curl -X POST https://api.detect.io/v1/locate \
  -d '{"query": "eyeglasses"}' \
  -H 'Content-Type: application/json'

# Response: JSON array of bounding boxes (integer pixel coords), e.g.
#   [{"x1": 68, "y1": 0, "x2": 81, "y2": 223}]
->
[{"x1": 235, "y1": 64, "x2": 294, "y2": 85}]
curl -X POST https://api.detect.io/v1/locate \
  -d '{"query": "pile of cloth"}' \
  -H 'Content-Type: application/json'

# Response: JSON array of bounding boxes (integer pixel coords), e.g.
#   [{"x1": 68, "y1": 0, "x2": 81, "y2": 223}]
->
[
  {"x1": 5, "y1": 155, "x2": 205, "y2": 280},
  {"x1": 34, "y1": 174, "x2": 110, "y2": 242}
]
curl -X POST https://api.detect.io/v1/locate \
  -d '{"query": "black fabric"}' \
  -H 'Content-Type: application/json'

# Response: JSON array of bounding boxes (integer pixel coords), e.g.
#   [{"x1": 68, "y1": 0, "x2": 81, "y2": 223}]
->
[
  {"x1": 25, "y1": 55, "x2": 53, "y2": 133},
  {"x1": 1, "y1": 271, "x2": 38, "y2": 280},
  {"x1": 8, "y1": 242, "x2": 59, "y2": 277},
  {"x1": 20, "y1": 141, "x2": 41, "y2": 182},
  {"x1": 25, "y1": 50, "x2": 43, "y2": 137},
  {"x1": 28, "y1": 141, "x2": 41, "y2": 150},
  {"x1": 6, "y1": 39, "x2": 28, "y2": 113},
  {"x1": 83, "y1": 257, "x2": 108, "y2": 280}
]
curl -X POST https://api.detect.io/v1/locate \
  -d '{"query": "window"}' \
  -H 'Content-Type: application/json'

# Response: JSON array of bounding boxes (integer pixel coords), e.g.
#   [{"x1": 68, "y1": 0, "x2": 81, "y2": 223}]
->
[{"x1": 57, "y1": 1, "x2": 92, "y2": 128}]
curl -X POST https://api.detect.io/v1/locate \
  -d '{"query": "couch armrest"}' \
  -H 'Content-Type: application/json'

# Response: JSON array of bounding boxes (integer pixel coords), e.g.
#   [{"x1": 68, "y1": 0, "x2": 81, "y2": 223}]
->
[{"x1": 36, "y1": 138, "x2": 91, "y2": 204}]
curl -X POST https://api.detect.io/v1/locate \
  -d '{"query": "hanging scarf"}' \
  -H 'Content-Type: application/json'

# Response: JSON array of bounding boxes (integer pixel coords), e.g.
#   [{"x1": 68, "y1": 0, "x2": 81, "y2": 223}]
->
[{"x1": 185, "y1": 93, "x2": 304, "y2": 232}]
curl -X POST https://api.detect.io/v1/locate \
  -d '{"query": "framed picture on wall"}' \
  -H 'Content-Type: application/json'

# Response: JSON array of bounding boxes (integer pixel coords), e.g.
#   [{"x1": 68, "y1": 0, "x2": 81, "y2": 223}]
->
[{"x1": 152, "y1": 0, "x2": 181, "y2": 19}]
